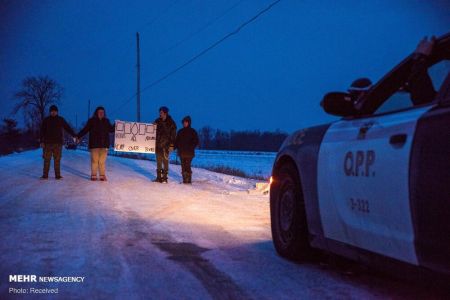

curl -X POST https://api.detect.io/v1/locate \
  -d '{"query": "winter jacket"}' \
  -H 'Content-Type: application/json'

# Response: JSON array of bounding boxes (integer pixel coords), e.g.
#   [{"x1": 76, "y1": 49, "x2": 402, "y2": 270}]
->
[
  {"x1": 40, "y1": 115, "x2": 76, "y2": 144},
  {"x1": 154, "y1": 115, "x2": 177, "y2": 153},
  {"x1": 78, "y1": 117, "x2": 115, "y2": 149},
  {"x1": 175, "y1": 127, "x2": 199, "y2": 158}
]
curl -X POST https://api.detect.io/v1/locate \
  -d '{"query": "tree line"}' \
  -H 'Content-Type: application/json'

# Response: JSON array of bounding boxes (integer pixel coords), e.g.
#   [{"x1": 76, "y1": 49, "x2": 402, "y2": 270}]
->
[
  {"x1": 0, "y1": 118, "x2": 38, "y2": 155},
  {"x1": 198, "y1": 126, "x2": 288, "y2": 152},
  {"x1": 4, "y1": 75, "x2": 288, "y2": 155}
]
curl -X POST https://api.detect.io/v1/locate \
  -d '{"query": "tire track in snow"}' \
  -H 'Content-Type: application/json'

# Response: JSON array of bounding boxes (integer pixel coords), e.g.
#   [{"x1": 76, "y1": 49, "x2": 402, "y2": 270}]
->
[
  {"x1": 153, "y1": 241, "x2": 251, "y2": 300},
  {"x1": 117, "y1": 206, "x2": 252, "y2": 300}
]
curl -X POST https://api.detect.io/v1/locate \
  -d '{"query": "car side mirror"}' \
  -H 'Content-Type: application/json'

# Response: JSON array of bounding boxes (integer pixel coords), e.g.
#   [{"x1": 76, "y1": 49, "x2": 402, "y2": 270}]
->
[{"x1": 321, "y1": 92, "x2": 356, "y2": 117}]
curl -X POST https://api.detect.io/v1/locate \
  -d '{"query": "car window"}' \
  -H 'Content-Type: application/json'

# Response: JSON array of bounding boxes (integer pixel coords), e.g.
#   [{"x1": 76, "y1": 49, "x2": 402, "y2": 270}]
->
[
  {"x1": 373, "y1": 59, "x2": 450, "y2": 115},
  {"x1": 428, "y1": 60, "x2": 450, "y2": 91},
  {"x1": 375, "y1": 91, "x2": 413, "y2": 114}
]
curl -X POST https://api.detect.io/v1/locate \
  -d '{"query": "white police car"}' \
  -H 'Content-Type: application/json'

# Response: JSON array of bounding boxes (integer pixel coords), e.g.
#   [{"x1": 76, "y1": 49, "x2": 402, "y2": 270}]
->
[{"x1": 270, "y1": 33, "x2": 450, "y2": 275}]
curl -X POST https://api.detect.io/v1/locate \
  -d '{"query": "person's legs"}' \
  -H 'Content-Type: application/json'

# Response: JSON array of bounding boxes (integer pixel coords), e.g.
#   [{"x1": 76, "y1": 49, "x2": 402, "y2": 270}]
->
[
  {"x1": 98, "y1": 148, "x2": 108, "y2": 179},
  {"x1": 42, "y1": 144, "x2": 52, "y2": 178},
  {"x1": 53, "y1": 145, "x2": 62, "y2": 178},
  {"x1": 90, "y1": 148, "x2": 100, "y2": 179},
  {"x1": 161, "y1": 148, "x2": 169, "y2": 182},
  {"x1": 180, "y1": 157, "x2": 187, "y2": 183},
  {"x1": 163, "y1": 148, "x2": 169, "y2": 171},
  {"x1": 154, "y1": 152, "x2": 163, "y2": 182},
  {"x1": 185, "y1": 157, "x2": 193, "y2": 184},
  {"x1": 156, "y1": 152, "x2": 163, "y2": 170}
]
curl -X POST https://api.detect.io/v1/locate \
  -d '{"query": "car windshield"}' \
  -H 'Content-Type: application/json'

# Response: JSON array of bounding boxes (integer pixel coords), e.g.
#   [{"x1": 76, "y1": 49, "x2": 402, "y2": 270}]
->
[
  {"x1": 428, "y1": 60, "x2": 450, "y2": 91},
  {"x1": 358, "y1": 36, "x2": 450, "y2": 116},
  {"x1": 372, "y1": 58, "x2": 450, "y2": 115}
]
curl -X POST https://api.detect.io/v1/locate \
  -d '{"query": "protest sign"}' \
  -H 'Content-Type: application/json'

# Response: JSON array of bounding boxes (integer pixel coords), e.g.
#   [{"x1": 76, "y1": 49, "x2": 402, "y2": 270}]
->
[{"x1": 114, "y1": 120, "x2": 156, "y2": 153}]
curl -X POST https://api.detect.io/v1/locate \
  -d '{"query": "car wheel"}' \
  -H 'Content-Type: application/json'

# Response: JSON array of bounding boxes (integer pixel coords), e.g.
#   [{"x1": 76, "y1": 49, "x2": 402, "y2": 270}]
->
[{"x1": 271, "y1": 163, "x2": 311, "y2": 260}]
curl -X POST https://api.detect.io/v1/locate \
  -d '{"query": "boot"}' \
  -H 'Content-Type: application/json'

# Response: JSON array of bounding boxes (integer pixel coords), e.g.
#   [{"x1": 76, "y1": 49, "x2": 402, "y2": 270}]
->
[
  {"x1": 161, "y1": 170, "x2": 168, "y2": 183},
  {"x1": 153, "y1": 169, "x2": 163, "y2": 183}
]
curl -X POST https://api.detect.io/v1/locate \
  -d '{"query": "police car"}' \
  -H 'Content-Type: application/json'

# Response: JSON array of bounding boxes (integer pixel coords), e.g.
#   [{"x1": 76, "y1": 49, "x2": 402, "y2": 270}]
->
[{"x1": 270, "y1": 33, "x2": 450, "y2": 275}]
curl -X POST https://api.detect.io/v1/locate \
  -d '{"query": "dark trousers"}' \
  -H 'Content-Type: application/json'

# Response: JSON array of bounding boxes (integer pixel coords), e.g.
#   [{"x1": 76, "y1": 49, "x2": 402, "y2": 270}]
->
[
  {"x1": 180, "y1": 157, "x2": 193, "y2": 174},
  {"x1": 180, "y1": 156, "x2": 193, "y2": 183},
  {"x1": 156, "y1": 148, "x2": 169, "y2": 172},
  {"x1": 43, "y1": 144, "x2": 62, "y2": 177}
]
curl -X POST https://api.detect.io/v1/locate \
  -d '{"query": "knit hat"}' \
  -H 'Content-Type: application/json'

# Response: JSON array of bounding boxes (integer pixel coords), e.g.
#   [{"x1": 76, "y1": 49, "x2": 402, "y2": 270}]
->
[
  {"x1": 49, "y1": 105, "x2": 58, "y2": 112},
  {"x1": 159, "y1": 106, "x2": 169, "y2": 113},
  {"x1": 182, "y1": 116, "x2": 191, "y2": 125}
]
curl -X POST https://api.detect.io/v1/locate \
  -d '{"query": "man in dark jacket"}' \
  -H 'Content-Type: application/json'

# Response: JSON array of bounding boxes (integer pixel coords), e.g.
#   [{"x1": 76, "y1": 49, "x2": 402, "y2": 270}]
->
[
  {"x1": 153, "y1": 106, "x2": 177, "y2": 183},
  {"x1": 175, "y1": 116, "x2": 199, "y2": 184},
  {"x1": 78, "y1": 106, "x2": 115, "y2": 181},
  {"x1": 40, "y1": 105, "x2": 77, "y2": 179}
]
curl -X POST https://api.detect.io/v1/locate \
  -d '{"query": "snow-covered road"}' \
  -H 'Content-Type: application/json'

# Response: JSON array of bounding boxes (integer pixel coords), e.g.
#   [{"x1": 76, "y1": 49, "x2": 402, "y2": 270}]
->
[{"x1": 0, "y1": 150, "x2": 448, "y2": 299}]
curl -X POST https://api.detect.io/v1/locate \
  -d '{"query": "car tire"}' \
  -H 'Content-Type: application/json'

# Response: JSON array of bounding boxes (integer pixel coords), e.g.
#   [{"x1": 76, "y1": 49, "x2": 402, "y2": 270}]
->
[{"x1": 271, "y1": 163, "x2": 311, "y2": 261}]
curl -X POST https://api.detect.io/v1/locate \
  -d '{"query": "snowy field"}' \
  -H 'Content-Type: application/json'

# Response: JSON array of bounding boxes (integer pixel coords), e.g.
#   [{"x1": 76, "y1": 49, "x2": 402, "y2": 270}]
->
[
  {"x1": 1, "y1": 149, "x2": 449, "y2": 299},
  {"x1": 185, "y1": 150, "x2": 276, "y2": 179},
  {"x1": 78, "y1": 146, "x2": 276, "y2": 179}
]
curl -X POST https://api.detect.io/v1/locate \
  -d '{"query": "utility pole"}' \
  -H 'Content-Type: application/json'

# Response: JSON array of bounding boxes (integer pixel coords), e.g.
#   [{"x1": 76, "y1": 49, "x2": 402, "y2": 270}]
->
[{"x1": 136, "y1": 32, "x2": 141, "y2": 122}]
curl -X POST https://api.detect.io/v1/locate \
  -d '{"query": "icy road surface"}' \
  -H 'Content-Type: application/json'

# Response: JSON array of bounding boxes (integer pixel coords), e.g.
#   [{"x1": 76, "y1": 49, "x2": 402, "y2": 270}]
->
[{"x1": 0, "y1": 149, "x2": 448, "y2": 299}]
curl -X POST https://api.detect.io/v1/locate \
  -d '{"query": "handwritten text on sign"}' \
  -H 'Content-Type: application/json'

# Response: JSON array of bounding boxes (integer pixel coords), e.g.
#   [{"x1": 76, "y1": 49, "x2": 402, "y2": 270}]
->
[{"x1": 114, "y1": 120, "x2": 157, "y2": 153}]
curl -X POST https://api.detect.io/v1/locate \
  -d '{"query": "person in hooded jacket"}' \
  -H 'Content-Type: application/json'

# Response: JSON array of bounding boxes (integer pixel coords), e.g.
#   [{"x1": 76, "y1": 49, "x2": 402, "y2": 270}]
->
[
  {"x1": 175, "y1": 116, "x2": 199, "y2": 184},
  {"x1": 40, "y1": 105, "x2": 77, "y2": 179},
  {"x1": 153, "y1": 106, "x2": 177, "y2": 183},
  {"x1": 78, "y1": 106, "x2": 115, "y2": 181}
]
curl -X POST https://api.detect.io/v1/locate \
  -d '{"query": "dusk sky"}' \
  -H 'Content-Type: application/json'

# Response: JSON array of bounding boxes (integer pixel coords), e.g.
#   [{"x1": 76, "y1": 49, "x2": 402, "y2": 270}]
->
[{"x1": 1, "y1": 0, "x2": 449, "y2": 132}]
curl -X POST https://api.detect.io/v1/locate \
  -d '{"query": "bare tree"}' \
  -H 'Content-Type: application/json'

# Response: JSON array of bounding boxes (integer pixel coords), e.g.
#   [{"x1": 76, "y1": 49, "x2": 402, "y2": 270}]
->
[
  {"x1": 13, "y1": 76, "x2": 63, "y2": 131},
  {"x1": 22, "y1": 109, "x2": 41, "y2": 137}
]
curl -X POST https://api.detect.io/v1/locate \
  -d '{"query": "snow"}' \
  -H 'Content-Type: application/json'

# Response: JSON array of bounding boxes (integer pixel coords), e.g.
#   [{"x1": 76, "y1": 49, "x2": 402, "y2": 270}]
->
[
  {"x1": 189, "y1": 150, "x2": 276, "y2": 179},
  {"x1": 78, "y1": 146, "x2": 276, "y2": 179},
  {"x1": 0, "y1": 149, "x2": 448, "y2": 299}
]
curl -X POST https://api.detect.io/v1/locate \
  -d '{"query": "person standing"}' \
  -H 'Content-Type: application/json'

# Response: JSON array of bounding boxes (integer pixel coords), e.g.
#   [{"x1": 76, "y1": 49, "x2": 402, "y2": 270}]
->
[
  {"x1": 175, "y1": 116, "x2": 199, "y2": 184},
  {"x1": 40, "y1": 105, "x2": 77, "y2": 179},
  {"x1": 78, "y1": 106, "x2": 115, "y2": 181},
  {"x1": 153, "y1": 106, "x2": 176, "y2": 183}
]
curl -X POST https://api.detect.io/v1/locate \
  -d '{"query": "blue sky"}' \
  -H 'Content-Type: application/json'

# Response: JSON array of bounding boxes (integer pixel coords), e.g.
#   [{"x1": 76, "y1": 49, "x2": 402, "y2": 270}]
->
[{"x1": 1, "y1": 0, "x2": 449, "y2": 132}]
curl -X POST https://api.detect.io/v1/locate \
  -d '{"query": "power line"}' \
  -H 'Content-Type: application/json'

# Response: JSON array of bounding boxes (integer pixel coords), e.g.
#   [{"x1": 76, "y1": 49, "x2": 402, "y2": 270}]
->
[
  {"x1": 99, "y1": 0, "x2": 180, "y2": 75},
  {"x1": 105, "y1": 0, "x2": 180, "y2": 117},
  {"x1": 141, "y1": 0, "x2": 281, "y2": 94},
  {"x1": 111, "y1": 0, "x2": 281, "y2": 117},
  {"x1": 154, "y1": 0, "x2": 244, "y2": 58}
]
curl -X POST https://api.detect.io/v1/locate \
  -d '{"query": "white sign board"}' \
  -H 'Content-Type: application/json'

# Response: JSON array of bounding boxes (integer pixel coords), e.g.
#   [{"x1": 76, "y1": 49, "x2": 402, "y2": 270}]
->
[{"x1": 114, "y1": 120, "x2": 157, "y2": 153}]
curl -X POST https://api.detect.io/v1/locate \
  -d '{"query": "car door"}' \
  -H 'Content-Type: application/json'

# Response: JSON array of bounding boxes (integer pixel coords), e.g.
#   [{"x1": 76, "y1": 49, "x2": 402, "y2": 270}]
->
[
  {"x1": 316, "y1": 104, "x2": 433, "y2": 265},
  {"x1": 316, "y1": 50, "x2": 450, "y2": 264}
]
